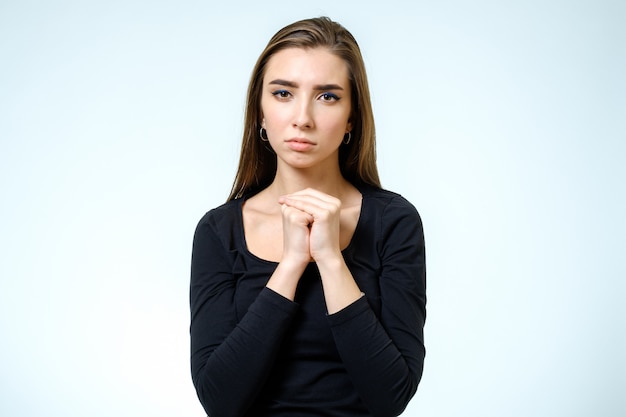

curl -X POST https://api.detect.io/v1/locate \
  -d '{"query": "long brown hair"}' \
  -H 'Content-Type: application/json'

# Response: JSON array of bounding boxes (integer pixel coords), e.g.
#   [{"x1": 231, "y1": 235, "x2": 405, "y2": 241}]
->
[{"x1": 227, "y1": 17, "x2": 380, "y2": 201}]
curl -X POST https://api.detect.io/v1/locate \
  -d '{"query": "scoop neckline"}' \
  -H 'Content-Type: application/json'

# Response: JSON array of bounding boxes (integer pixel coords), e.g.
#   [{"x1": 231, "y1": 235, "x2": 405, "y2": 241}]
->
[{"x1": 236, "y1": 187, "x2": 369, "y2": 265}]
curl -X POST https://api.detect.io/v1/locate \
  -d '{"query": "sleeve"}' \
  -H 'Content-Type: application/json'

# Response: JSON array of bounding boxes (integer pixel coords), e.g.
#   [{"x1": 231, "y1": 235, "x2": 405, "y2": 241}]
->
[
  {"x1": 327, "y1": 196, "x2": 426, "y2": 417},
  {"x1": 190, "y1": 212, "x2": 299, "y2": 417}
]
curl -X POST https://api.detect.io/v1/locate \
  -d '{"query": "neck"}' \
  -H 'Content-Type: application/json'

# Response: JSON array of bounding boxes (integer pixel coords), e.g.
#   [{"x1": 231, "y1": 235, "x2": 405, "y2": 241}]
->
[{"x1": 269, "y1": 164, "x2": 350, "y2": 199}]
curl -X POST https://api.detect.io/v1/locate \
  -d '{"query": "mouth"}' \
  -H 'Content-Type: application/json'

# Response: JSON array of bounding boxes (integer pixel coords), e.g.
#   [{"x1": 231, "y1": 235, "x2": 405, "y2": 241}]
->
[
  {"x1": 285, "y1": 137, "x2": 315, "y2": 144},
  {"x1": 285, "y1": 137, "x2": 315, "y2": 151}
]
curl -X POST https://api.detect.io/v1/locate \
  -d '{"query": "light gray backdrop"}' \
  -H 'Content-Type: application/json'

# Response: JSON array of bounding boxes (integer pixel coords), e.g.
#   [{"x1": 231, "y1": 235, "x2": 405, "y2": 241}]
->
[{"x1": 1, "y1": 0, "x2": 624, "y2": 416}]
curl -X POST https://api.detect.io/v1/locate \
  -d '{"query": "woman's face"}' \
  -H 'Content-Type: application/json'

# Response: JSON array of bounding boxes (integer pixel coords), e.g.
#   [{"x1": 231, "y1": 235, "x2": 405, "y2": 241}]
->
[{"x1": 260, "y1": 47, "x2": 352, "y2": 171}]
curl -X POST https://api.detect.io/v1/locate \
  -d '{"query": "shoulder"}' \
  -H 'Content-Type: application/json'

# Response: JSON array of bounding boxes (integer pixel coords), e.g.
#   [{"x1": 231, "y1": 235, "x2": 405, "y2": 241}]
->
[
  {"x1": 361, "y1": 185, "x2": 420, "y2": 221},
  {"x1": 359, "y1": 187, "x2": 425, "y2": 261},
  {"x1": 192, "y1": 198, "x2": 247, "y2": 260},
  {"x1": 195, "y1": 198, "x2": 243, "y2": 236}
]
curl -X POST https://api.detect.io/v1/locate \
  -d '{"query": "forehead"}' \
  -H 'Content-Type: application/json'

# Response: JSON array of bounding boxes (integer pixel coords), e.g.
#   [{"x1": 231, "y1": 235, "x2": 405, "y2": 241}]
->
[{"x1": 263, "y1": 47, "x2": 349, "y2": 85}]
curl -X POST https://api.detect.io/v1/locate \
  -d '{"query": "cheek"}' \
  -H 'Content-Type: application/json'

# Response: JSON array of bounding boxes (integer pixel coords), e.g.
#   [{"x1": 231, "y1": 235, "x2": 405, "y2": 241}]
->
[
  {"x1": 319, "y1": 111, "x2": 351, "y2": 133},
  {"x1": 261, "y1": 102, "x2": 289, "y2": 129}
]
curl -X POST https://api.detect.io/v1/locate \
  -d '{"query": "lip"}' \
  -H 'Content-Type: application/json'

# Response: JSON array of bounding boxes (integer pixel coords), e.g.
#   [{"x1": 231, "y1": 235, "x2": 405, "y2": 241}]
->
[{"x1": 285, "y1": 137, "x2": 315, "y2": 151}]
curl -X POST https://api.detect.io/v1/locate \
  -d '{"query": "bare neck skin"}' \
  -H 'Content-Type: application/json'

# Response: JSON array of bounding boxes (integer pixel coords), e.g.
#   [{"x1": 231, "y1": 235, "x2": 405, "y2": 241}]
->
[{"x1": 266, "y1": 155, "x2": 356, "y2": 200}]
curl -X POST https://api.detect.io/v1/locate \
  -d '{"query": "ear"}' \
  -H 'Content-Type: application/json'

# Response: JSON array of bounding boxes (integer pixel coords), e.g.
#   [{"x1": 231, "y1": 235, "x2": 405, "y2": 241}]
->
[
  {"x1": 261, "y1": 118, "x2": 266, "y2": 128},
  {"x1": 345, "y1": 120, "x2": 352, "y2": 133}
]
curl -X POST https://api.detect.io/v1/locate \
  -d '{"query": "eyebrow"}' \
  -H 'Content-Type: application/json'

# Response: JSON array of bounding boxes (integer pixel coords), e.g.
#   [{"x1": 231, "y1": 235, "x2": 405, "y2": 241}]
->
[{"x1": 268, "y1": 79, "x2": 344, "y2": 91}]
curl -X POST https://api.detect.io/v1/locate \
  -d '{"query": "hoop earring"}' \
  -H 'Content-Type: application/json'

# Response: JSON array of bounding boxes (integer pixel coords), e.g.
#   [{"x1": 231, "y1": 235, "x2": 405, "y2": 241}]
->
[
  {"x1": 259, "y1": 127, "x2": 269, "y2": 142},
  {"x1": 343, "y1": 132, "x2": 352, "y2": 145}
]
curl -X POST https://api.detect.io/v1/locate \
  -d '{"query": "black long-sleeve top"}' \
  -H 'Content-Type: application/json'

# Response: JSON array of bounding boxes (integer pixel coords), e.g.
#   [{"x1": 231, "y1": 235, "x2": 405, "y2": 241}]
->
[{"x1": 190, "y1": 186, "x2": 426, "y2": 417}]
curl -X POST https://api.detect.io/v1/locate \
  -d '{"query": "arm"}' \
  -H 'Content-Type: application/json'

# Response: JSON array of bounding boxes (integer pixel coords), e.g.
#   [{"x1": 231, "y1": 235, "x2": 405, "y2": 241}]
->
[
  {"x1": 190, "y1": 213, "x2": 299, "y2": 417},
  {"x1": 277, "y1": 190, "x2": 426, "y2": 415},
  {"x1": 278, "y1": 189, "x2": 363, "y2": 313},
  {"x1": 327, "y1": 196, "x2": 426, "y2": 417}
]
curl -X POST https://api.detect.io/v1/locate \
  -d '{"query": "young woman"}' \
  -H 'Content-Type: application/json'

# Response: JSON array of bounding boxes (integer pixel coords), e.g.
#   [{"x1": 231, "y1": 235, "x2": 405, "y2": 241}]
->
[{"x1": 190, "y1": 17, "x2": 426, "y2": 417}]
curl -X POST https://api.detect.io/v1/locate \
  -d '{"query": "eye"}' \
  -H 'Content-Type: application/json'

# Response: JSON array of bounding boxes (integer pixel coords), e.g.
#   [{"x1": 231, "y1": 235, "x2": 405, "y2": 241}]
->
[
  {"x1": 319, "y1": 92, "x2": 340, "y2": 102},
  {"x1": 271, "y1": 90, "x2": 291, "y2": 100}
]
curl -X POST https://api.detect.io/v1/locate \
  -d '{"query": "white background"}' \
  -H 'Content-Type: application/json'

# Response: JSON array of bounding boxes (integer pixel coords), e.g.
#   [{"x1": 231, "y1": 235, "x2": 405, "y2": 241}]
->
[{"x1": 1, "y1": 1, "x2": 624, "y2": 416}]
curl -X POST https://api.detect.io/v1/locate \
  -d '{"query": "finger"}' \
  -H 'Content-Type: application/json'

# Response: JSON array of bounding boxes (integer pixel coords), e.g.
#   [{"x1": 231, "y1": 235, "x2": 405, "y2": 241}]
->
[
  {"x1": 279, "y1": 189, "x2": 341, "y2": 213},
  {"x1": 279, "y1": 195, "x2": 339, "y2": 220},
  {"x1": 281, "y1": 188, "x2": 341, "y2": 206},
  {"x1": 281, "y1": 203, "x2": 314, "y2": 226}
]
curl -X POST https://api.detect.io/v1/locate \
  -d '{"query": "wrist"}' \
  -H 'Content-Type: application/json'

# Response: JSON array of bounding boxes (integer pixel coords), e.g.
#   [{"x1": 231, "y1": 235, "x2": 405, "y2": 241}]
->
[
  {"x1": 314, "y1": 253, "x2": 344, "y2": 273},
  {"x1": 266, "y1": 258, "x2": 308, "y2": 301},
  {"x1": 315, "y1": 257, "x2": 362, "y2": 314},
  {"x1": 279, "y1": 254, "x2": 310, "y2": 272}
]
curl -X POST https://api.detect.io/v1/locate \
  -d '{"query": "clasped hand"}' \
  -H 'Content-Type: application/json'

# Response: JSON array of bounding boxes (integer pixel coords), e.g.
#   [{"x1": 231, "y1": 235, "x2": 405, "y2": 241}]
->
[{"x1": 278, "y1": 188, "x2": 342, "y2": 266}]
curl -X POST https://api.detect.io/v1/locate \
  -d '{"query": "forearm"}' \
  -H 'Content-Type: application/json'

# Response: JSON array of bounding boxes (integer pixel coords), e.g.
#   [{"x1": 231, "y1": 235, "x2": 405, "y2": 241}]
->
[
  {"x1": 316, "y1": 255, "x2": 363, "y2": 314},
  {"x1": 192, "y1": 288, "x2": 298, "y2": 417},
  {"x1": 265, "y1": 258, "x2": 308, "y2": 301},
  {"x1": 327, "y1": 298, "x2": 424, "y2": 417}
]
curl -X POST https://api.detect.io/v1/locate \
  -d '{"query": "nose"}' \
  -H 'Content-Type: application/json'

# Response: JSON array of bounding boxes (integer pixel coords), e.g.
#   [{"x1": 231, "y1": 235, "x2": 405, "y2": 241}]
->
[{"x1": 293, "y1": 99, "x2": 314, "y2": 130}]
